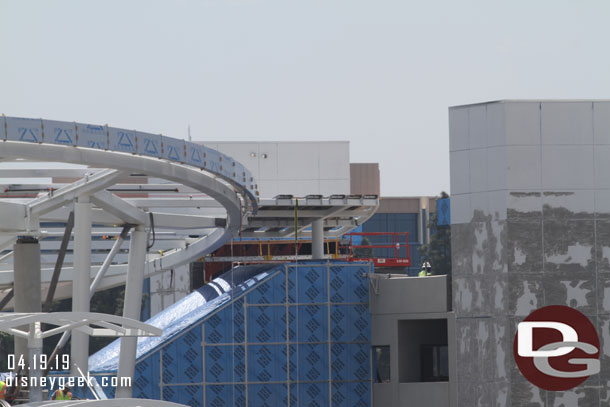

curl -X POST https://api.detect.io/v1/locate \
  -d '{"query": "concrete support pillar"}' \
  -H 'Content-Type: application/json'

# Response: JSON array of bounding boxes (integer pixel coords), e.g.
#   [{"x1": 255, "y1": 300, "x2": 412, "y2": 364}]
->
[
  {"x1": 116, "y1": 225, "x2": 147, "y2": 398},
  {"x1": 419, "y1": 197, "x2": 430, "y2": 245},
  {"x1": 13, "y1": 237, "x2": 41, "y2": 371},
  {"x1": 312, "y1": 219, "x2": 324, "y2": 260},
  {"x1": 71, "y1": 196, "x2": 92, "y2": 376}
]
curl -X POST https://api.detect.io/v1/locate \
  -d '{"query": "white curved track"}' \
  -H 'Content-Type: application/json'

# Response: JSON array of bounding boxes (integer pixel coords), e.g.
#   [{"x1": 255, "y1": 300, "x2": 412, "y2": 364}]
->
[{"x1": 0, "y1": 116, "x2": 258, "y2": 299}]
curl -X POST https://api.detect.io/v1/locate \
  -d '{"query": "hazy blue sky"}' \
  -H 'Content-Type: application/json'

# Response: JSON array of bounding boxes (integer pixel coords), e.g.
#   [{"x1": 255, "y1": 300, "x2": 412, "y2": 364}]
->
[{"x1": 2, "y1": 1, "x2": 610, "y2": 196}]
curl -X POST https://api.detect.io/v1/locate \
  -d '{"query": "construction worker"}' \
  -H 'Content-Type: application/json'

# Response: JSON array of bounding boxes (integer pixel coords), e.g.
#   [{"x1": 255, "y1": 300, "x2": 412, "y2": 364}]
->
[
  {"x1": 51, "y1": 385, "x2": 72, "y2": 400},
  {"x1": 418, "y1": 261, "x2": 431, "y2": 277},
  {"x1": 0, "y1": 379, "x2": 6, "y2": 400}
]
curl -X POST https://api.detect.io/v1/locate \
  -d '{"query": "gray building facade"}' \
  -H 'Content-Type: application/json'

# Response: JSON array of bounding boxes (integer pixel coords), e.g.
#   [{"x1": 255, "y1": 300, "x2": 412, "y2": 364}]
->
[
  {"x1": 371, "y1": 274, "x2": 456, "y2": 406},
  {"x1": 450, "y1": 100, "x2": 610, "y2": 406}
]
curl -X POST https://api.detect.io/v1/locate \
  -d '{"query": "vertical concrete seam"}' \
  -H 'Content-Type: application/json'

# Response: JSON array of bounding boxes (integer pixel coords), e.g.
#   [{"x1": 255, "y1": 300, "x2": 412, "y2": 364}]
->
[
  {"x1": 591, "y1": 101, "x2": 602, "y2": 400},
  {"x1": 539, "y1": 101, "x2": 548, "y2": 407},
  {"x1": 539, "y1": 103, "x2": 547, "y2": 310},
  {"x1": 467, "y1": 107, "x2": 472, "y2": 222}
]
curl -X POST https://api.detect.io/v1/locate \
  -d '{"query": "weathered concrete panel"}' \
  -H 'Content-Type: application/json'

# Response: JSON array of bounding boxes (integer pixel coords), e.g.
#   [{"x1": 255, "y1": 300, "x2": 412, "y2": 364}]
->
[
  {"x1": 450, "y1": 100, "x2": 609, "y2": 407},
  {"x1": 456, "y1": 380, "x2": 477, "y2": 407},
  {"x1": 511, "y1": 379, "x2": 547, "y2": 407},
  {"x1": 508, "y1": 273, "x2": 544, "y2": 317},
  {"x1": 546, "y1": 383, "x2": 600, "y2": 407},
  {"x1": 508, "y1": 191, "x2": 543, "y2": 220},
  {"x1": 477, "y1": 381, "x2": 509, "y2": 407},
  {"x1": 543, "y1": 219, "x2": 595, "y2": 273},
  {"x1": 507, "y1": 220, "x2": 543, "y2": 273},
  {"x1": 455, "y1": 318, "x2": 475, "y2": 384},
  {"x1": 596, "y1": 219, "x2": 610, "y2": 273},
  {"x1": 542, "y1": 190, "x2": 595, "y2": 218},
  {"x1": 544, "y1": 271, "x2": 596, "y2": 316},
  {"x1": 597, "y1": 314, "x2": 610, "y2": 380},
  {"x1": 597, "y1": 276, "x2": 610, "y2": 314}
]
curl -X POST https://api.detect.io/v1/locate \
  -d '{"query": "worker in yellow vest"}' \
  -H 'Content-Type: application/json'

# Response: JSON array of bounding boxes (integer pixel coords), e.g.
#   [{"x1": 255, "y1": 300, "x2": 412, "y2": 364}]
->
[
  {"x1": 0, "y1": 380, "x2": 6, "y2": 400},
  {"x1": 51, "y1": 385, "x2": 72, "y2": 400},
  {"x1": 418, "y1": 261, "x2": 431, "y2": 277}
]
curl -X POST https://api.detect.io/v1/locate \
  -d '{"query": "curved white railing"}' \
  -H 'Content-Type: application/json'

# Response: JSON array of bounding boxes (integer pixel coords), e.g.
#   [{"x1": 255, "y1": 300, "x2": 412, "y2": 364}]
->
[
  {"x1": 0, "y1": 115, "x2": 259, "y2": 282},
  {"x1": 0, "y1": 115, "x2": 258, "y2": 207}
]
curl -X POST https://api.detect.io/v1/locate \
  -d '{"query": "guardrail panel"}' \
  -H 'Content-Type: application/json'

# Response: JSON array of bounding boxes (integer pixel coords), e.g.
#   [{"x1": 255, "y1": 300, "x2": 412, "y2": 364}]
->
[
  {"x1": 2, "y1": 116, "x2": 258, "y2": 204},
  {"x1": 137, "y1": 132, "x2": 162, "y2": 158},
  {"x1": 43, "y1": 120, "x2": 76, "y2": 146},
  {"x1": 108, "y1": 127, "x2": 137, "y2": 153},
  {"x1": 161, "y1": 136, "x2": 185, "y2": 162},
  {"x1": 203, "y1": 147, "x2": 221, "y2": 174},
  {"x1": 6, "y1": 117, "x2": 42, "y2": 143},
  {"x1": 218, "y1": 152, "x2": 234, "y2": 179},
  {"x1": 76, "y1": 122, "x2": 107, "y2": 149},
  {"x1": 185, "y1": 141, "x2": 205, "y2": 169}
]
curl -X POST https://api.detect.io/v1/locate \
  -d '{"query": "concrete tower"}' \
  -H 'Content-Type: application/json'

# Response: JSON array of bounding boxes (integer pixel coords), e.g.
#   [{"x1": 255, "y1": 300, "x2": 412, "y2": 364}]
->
[{"x1": 450, "y1": 100, "x2": 610, "y2": 406}]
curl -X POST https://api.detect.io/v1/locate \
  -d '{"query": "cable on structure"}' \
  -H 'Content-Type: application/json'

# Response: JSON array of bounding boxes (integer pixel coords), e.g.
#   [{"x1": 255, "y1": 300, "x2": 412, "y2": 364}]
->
[{"x1": 147, "y1": 212, "x2": 156, "y2": 251}]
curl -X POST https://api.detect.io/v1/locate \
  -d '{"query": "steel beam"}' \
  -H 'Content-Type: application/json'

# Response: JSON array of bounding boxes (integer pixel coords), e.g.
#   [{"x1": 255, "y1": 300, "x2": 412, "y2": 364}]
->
[
  {"x1": 43, "y1": 211, "x2": 74, "y2": 312},
  {"x1": 116, "y1": 225, "x2": 147, "y2": 398},
  {"x1": 71, "y1": 196, "x2": 91, "y2": 376},
  {"x1": 29, "y1": 169, "x2": 123, "y2": 217},
  {"x1": 91, "y1": 191, "x2": 147, "y2": 225}
]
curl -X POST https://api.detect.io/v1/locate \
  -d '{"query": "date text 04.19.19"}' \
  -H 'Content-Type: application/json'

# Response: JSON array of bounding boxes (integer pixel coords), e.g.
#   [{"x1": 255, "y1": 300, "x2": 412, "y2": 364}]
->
[{"x1": 8, "y1": 354, "x2": 70, "y2": 371}]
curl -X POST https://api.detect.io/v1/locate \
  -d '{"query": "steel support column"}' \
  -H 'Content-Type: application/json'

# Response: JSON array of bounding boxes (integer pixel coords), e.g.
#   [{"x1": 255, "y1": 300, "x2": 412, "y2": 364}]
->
[
  {"x1": 312, "y1": 219, "x2": 324, "y2": 260},
  {"x1": 72, "y1": 195, "x2": 92, "y2": 376},
  {"x1": 116, "y1": 225, "x2": 147, "y2": 398}
]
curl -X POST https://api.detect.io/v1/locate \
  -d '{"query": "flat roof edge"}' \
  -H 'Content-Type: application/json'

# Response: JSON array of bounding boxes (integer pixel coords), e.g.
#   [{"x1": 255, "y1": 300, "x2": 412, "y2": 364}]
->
[{"x1": 450, "y1": 99, "x2": 610, "y2": 109}]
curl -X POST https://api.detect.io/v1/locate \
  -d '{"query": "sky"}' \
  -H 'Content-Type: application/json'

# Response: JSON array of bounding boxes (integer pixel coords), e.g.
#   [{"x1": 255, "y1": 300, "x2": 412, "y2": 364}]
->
[{"x1": 1, "y1": 0, "x2": 610, "y2": 196}]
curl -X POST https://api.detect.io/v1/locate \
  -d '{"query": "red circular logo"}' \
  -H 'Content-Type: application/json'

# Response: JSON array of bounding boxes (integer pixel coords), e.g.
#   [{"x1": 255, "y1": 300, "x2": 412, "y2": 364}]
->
[{"x1": 513, "y1": 305, "x2": 600, "y2": 391}]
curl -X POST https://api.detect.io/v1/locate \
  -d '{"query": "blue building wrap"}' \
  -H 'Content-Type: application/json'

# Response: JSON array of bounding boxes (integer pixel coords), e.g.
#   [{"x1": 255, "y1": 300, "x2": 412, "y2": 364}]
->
[
  {"x1": 86, "y1": 261, "x2": 372, "y2": 407},
  {"x1": 436, "y1": 198, "x2": 450, "y2": 226}
]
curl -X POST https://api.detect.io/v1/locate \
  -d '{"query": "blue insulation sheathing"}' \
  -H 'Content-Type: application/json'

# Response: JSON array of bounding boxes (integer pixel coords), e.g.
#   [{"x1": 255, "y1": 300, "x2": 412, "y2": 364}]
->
[{"x1": 88, "y1": 261, "x2": 372, "y2": 407}]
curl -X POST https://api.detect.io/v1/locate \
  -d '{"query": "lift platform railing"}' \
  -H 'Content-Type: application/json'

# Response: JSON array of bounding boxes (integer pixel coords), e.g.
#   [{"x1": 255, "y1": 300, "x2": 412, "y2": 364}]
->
[{"x1": 343, "y1": 231, "x2": 411, "y2": 268}]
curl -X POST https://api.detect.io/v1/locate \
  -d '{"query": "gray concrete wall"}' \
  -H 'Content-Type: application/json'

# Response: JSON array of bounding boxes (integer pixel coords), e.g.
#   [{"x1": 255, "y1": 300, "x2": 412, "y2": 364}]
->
[
  {"x1": 399, "y1": 382, "x2": 450, "y2": 407},
  {"x1": 370, "y1": 275, "x2": 448, "y2": 314},
  {"x1": 371, "y1": 274, "x2": 456, "y2": 406},
  {"x1": 449, "y1": 100, "x2": 610, "y2": 406}
]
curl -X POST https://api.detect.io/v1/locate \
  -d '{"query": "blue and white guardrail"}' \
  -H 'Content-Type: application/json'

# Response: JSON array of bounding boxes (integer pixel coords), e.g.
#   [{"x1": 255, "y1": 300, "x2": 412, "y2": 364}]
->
[{"x1": 0, "y1": 116, "x2": 258, "y2": 204}]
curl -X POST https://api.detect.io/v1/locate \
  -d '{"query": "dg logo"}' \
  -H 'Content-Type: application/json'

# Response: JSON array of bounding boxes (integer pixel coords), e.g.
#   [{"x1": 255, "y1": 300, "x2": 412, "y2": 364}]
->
[{"x1": 513, "y1": 305, "x2": 600, "y2": 391}]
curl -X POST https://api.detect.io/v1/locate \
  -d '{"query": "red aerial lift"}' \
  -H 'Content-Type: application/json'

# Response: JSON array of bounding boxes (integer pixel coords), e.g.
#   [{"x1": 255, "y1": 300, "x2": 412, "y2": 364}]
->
[{"x1": 342, "y1": 232, "x2": 411, "y2": 268}]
